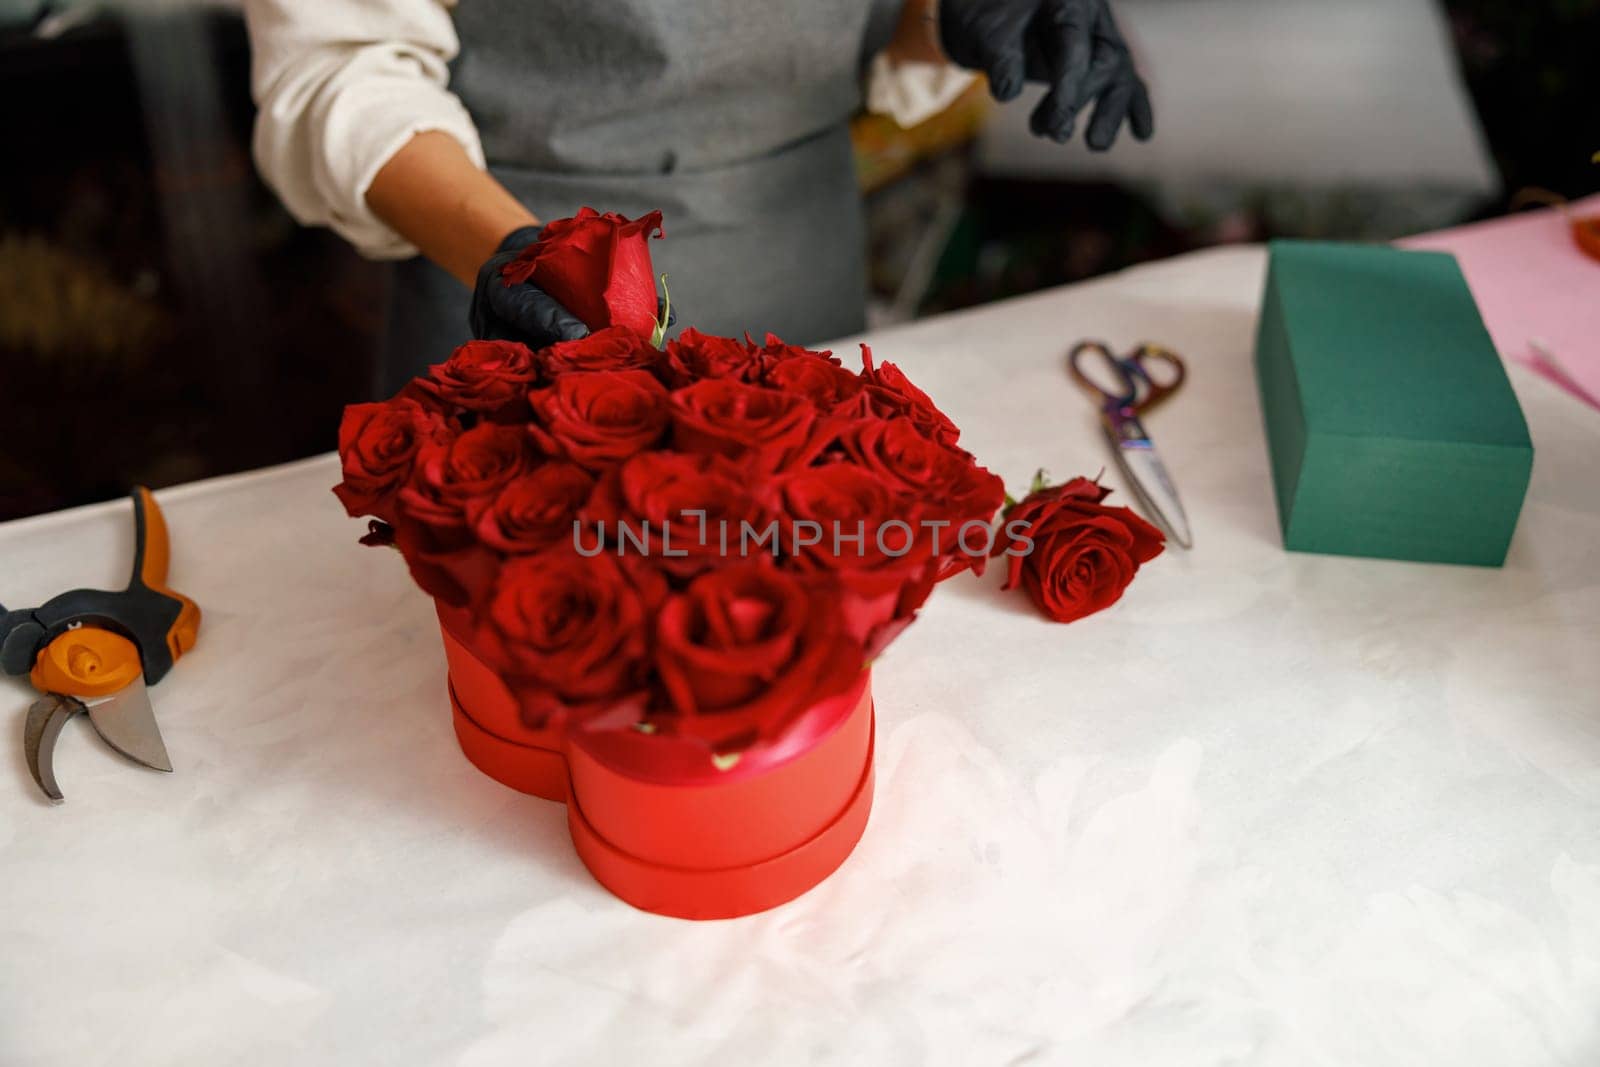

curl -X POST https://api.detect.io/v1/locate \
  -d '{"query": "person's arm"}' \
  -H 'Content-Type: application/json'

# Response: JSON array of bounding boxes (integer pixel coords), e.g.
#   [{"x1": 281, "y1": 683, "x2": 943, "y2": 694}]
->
[
  {"x1": 246, "y1": 0, "x2": 588, "y2": 344},
  {"x1": 244, "y1": 0, "x2": 493, "y2": 266},
  {"x1": 365, "y1": 131, "x2": 535, "y2": 287},
  {"x1": 885, "y1": 0, "x2": 944, "y2": 63}
]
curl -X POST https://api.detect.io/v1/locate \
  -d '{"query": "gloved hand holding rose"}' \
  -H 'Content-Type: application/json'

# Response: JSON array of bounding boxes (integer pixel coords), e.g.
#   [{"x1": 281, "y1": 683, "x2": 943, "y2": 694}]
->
[{"x1": 470, "y1": 208, "x2": 668, "y2": 349}]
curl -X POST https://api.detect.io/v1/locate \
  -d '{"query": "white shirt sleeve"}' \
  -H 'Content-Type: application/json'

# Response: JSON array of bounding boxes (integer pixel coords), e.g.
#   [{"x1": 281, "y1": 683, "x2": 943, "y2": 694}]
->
[{"x1": 243, "y1": 0, "x2": 485, "y2": 260}]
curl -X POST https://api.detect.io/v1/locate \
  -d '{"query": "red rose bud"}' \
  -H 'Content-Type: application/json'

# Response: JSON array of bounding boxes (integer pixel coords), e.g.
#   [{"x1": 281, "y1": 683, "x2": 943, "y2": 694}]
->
[
  {"x1": 529, "y1": 369, "x2": 670, "y2": 472},
  {"x1": 474, "y1": 463, "x2": 595, "y2": 554},
  {"x1": 654, "y1": 561, "x2": 865, "y2": 751},
  {"x1": 479, "y1": 546, "x2": 667, "y2": 719},
  {"x1": 502, "y1": 208, "x2": 664, "y2": 338},
  {"x1": 332, "y1": 397, "x2": 449, "y2": 520},
  {"x1": 417, "y1": 339, "x2": 539, "y2": 417},
  {"x1": 992, "y1": 476, "x2": 1165, "y2": 624},
  {"x1": 669, "y1": 378, "x2": 821, "y2": 472},
  {"x1": 536, "y1": 325, "x2": 661, "y2": 376}
]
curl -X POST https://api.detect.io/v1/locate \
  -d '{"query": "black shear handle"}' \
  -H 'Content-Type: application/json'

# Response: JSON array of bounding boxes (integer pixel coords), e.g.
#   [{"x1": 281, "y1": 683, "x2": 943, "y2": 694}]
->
[{"x1": 0, "y1": 489, "x2": 197, "y2": 684}]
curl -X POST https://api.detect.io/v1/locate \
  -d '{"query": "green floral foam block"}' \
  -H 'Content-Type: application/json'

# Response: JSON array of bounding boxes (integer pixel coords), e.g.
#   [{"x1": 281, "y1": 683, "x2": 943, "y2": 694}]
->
[{"x1": 1254, "y1": 241, "x2": 1533, "y2": 567}]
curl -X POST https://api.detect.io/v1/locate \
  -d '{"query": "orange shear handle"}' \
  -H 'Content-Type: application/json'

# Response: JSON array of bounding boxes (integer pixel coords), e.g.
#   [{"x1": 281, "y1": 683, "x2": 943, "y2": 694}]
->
[{"x1": 132, "y1": 487, "x2": 202, "y2": 664}]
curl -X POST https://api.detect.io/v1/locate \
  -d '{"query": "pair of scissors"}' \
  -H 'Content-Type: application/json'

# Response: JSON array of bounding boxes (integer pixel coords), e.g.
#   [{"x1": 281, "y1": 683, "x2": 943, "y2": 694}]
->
[
  {"x1": 1067, "y1": 341, "x2": 1193, "y2": 549},
  {"x1": 1, "y1": 487, "x2": 201, "y2": 802}
]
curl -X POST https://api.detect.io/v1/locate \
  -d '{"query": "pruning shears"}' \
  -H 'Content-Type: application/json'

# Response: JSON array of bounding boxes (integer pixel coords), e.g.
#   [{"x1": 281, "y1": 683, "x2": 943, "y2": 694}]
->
[{"x1": 1, "y1": 488, "x2": 201, "y2": 801}]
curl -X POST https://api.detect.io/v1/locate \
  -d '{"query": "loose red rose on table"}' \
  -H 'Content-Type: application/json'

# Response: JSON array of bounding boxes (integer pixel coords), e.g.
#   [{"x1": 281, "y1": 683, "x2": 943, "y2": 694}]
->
[
  {"x1": 992, "y1": 476, "x2": 1165, "y2": 624},
  {"x1": 653, "y1": 561, "x2": 865, "y2": 752},
  {"x1": 529, "y1": 369, "x2": 670, "y2": 472},
  {"x1": 333, "y1": 398, "x2": 448, "y2": 520},
  {"x1": 416, "y1": 339, "x2": 539, "y2": 417},
  {"x1": 501, "y1": 208, "x2": 664, "y2": 338}
]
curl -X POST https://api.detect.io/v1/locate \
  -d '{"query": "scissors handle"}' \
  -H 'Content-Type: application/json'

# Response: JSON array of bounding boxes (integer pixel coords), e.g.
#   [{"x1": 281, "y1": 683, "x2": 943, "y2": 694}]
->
[
  {"x1": 1125, "y1": 343, "x2": 1186, "y2": 414},
  {"x1": 1067, "y1": 341, "x2": 1186, "y2": 414},
  {"x1": 1067, "y1": 341, "x2": 1139, "y2": 409}
]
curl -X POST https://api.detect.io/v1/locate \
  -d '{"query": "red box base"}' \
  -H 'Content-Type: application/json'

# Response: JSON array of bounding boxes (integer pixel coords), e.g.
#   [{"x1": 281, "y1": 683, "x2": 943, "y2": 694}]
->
[{"x1": 439, "y1": 614, "x2": 876, "y2": 919}]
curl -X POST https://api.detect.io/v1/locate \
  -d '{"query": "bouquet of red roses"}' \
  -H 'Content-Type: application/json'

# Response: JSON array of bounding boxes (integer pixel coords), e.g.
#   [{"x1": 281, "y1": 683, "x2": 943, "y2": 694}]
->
[
  {"x1": 333, "y1": 210, "x2": 1005, "y2": 766},
  {"x1": 331, "y1": 209, "x2": 1167, "y2": 918}
]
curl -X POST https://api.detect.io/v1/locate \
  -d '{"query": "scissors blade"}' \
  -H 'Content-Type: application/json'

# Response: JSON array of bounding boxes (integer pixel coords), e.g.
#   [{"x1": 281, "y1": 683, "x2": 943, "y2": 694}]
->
[
  {"x1": 1104, "y1": 423, "x2": 1194, "y2": 550},
  {"x1": 85, "y1": 677, "x2": 173, "y2": 773},
  {"x1": 25, "y1": 693, "x2": 82, "y2": 802}
]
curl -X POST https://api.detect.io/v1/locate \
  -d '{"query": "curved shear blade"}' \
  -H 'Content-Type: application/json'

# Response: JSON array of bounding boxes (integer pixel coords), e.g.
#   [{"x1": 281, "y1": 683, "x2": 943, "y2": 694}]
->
[
  {"x1": 87, "y1": 678, "x2": 173, "y2": 774},
  {"x1": 24, "y1": 694, "x2": 83, "y2": 802}
]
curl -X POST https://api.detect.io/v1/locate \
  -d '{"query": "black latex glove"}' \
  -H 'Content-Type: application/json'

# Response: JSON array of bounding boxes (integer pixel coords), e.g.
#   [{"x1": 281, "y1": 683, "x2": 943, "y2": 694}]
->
[
  {"x1": 468, "y1": 224, "x2": 590, "y2": 346},
  {"x1": 939, "y1": 0, "x2": 1153, "y2": 150}
]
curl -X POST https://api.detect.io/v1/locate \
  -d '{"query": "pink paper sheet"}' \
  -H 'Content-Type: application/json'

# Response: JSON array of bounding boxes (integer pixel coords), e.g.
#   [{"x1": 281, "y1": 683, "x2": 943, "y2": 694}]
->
[{"x1": 1398, "y1": 194, "x2": 1600, "y2": 411}]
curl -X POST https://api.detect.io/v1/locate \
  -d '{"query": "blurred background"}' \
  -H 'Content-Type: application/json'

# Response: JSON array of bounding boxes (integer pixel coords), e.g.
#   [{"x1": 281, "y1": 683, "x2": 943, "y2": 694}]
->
[{"x1": 1, "y1": 0, "x2": 1595, "y2": 521}]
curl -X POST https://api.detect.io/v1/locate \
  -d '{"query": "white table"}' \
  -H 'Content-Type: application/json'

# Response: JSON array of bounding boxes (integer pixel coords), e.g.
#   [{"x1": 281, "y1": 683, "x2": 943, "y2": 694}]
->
[{"x1": 4, "y1": 247, "x2": 1598, "y2": 1066}]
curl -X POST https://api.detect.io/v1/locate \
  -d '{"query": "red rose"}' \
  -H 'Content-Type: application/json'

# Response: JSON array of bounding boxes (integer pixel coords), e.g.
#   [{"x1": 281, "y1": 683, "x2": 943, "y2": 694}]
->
[
  {"x1": 660, "y1": 328, "x2": 762, "y2": 386},
  {"x1": 992, "y1": 477, "x2": 1165, "y2": 623},
  {"x1": 839, "y1": 419, "x2": 1003, "y2": 521},
  {"x1": 669, "y1": 378, "x2": 819, "y2": 471},
  {"x1": 388, "y1": 424, "x2": 535, "y2": 606},
  {"x1": 536, "y1": 325, "x2": 661, "y2": 376},
  {"x1": 418, "y1": 340, "x2": 539, "y2": 416},
  {"x1": 764, "y1": 353, "x2": 862, "y2": 410},
  {"x1": 859, "y1": 344, "x2": 960, "y2": 445},
  {"x1": 587, "y1": 452, "x2": 771, "y2": 578},
  {"x1": 501, "y1": 208, "x2": 663, "y2": 337},
  {"x1": 528, "y1": 369, "x2": 670, "y2": 471},
  {"x1": 775, "y1": 464, "x2": 919, "y2": 570},
  {"x1": 654, "y1": 561, "x2": 865, "y2": 751},
  {"x1": 775, "y1": 463, "x2": 937, "y2": 653},
  {"x1": 397, "y1": 423, "x2": 535, "y2": 540},
  {"x1": 333, "y1": 397, "x2": 448, "y2": 519},
  {"x1": 837, "y1": 419, "x2": 1004, "y2": 577},
  {"x1": 477, "y1": 546, "x2": 666, "y2": 720},
  {"x1": 750, "y1": 333, "x2": 835, "y2": 366},
  {"x1": 474, "y1": 462, "x2": 595, "y2": 554}
]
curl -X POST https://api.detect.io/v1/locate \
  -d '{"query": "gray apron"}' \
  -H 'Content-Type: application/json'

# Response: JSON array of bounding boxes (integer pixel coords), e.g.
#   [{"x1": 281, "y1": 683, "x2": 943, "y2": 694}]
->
[{"x1": 381, "y1": 0, "x2": 900, "y2": 394}]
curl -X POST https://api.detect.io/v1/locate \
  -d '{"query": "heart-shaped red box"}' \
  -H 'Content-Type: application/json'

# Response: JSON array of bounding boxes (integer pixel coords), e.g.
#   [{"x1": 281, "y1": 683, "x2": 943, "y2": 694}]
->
[{"x1": 436, "y1": 607, "x2": 875, "y2": 919}]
